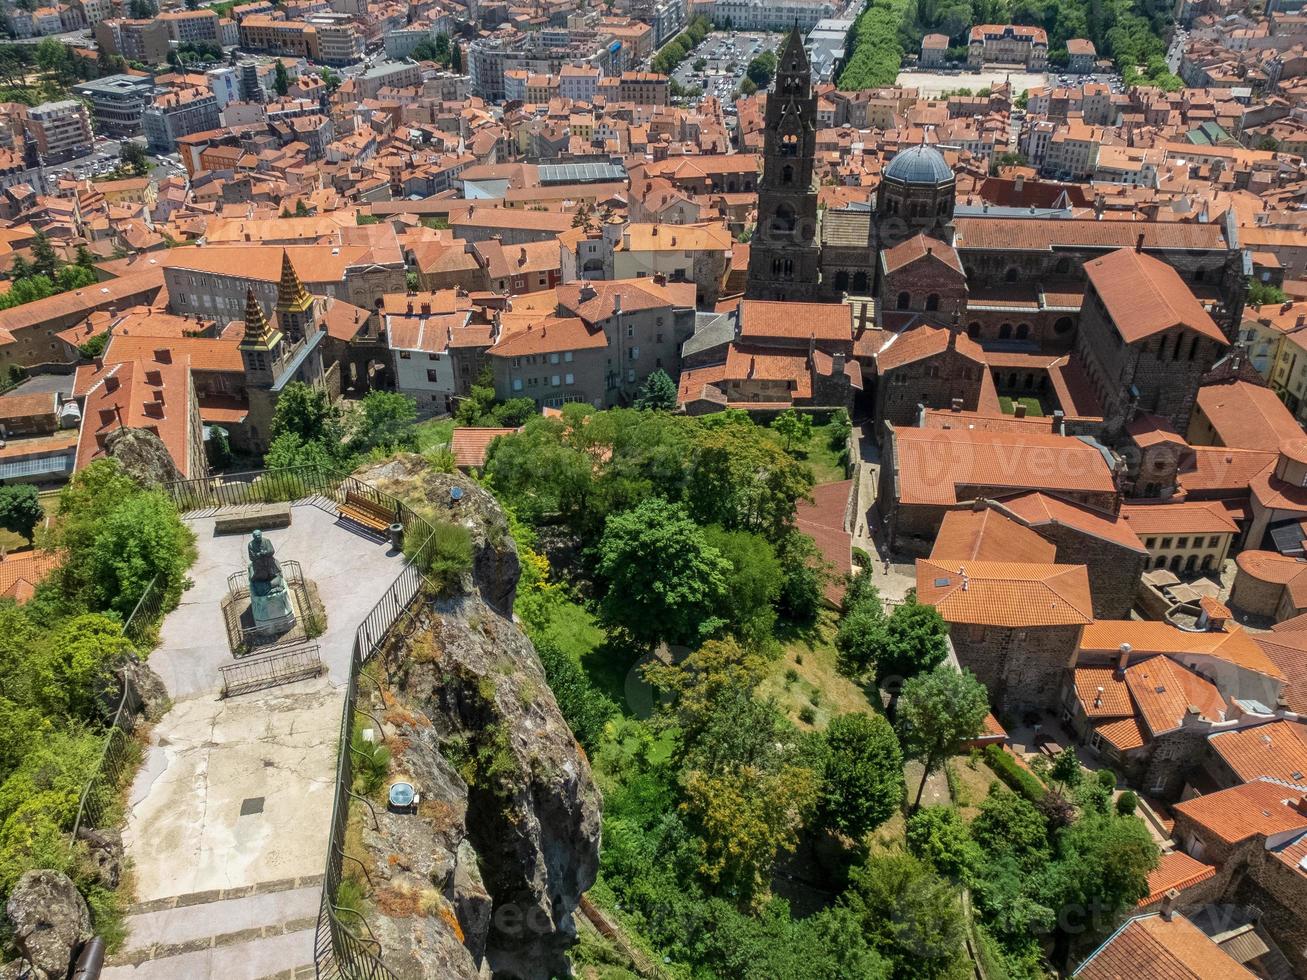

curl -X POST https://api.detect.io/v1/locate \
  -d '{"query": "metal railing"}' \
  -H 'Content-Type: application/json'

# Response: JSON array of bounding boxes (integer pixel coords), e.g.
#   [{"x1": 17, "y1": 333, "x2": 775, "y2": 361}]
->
[
  {"x1": 122, "y1": 574, "x2": 166, "y2": 649},
  {"x1": 220, "y1": 643, "x2": 323, "y2": 699},
  {"x1": 166, "y1": 466, "x2": 437, "y2": 980},
  {"x1": 67, "y1": 674, "x2": 141, "y2": 851}
]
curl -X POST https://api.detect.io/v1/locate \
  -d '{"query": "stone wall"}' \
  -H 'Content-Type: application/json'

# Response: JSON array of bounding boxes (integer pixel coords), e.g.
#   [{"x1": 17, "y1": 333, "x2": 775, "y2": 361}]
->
[
  {"x1": 1036, "y1": 522, "x2": 1145, "y2": 619},
  {"x1": 1230, "y1": 566, "x2": 1285, "y2": 619},
  {"x1": 949, "y1": 622, "x2": 1081, "y2": 714}
]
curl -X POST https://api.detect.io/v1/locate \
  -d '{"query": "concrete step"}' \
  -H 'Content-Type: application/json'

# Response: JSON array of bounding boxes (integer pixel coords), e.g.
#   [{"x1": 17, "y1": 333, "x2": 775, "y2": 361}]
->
[{"x1": 104, "y1": 882, "x2": 321, "y2": 980}]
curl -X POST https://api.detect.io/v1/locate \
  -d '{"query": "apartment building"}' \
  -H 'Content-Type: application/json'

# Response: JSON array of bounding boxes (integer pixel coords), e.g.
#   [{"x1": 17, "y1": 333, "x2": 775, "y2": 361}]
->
[
  {"x1": 238, "y1": 15, "x2": 314, "y2": 58},
  {"x1": 616, "y1": 71, "x2": 669, "y2": 105},
  {"x1": 95, "y1": 17, "x2": 170, "y2": 65},
  {"x1": 559, "y1": 65, "x2": 601, "y2": 103},
  {"x1": 304, "y1": 12, "x2": 363, "y2": 65},
  {"x1": 356, "y1": 61, "x2": 421, "y2": 98},
  {"x1": 967, "y1": 24, "x2": 1048, "y2": 69},
  {"x1": 23, "y1": 101, "x2": 93, "y2": 164},
  {"x1": 705, "y1": 0, "x2": 836, "y2": 31},
  {"x1": 1041, "y1": 122, "x2": 1104, "y2": 180},
  {"x1": 73, "y1": 74, "x2": 155, "y2": 139},
  {"x1": 468, "y1": 31, "x2": 625, "y2": 100},
  {"x1": 143, "y1": 88, "x2": 222, "y2": 152},
  {"x1": 1067, "y1": 38, "x2": 1097, "y2": 72},
  {"x1": 158, "y1": 8, "x2": 221, "y2": 44}
]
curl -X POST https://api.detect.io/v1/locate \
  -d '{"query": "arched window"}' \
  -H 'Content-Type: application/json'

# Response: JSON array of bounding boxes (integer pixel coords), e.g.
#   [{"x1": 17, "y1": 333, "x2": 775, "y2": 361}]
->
[
  {"x1": 834, "y1": 271, "x2": 850, "y2": 291},
  {"x1": 772, "y1": 258, "x2": 781, "y2": 275},
  {"x1": 783, "y1": 259, "x2": 794, "y2": 277},
  {"x1": 1185, "y1": 555, "x2": 1198, "y2": 572},
  {"x1": 897, "y1": 291, "x2": 911, "y2": 310},
  {"x1": 1188, "y1": 336, "x2": 1199, "y2": 360},
  {"x1": 852, "y1": 271, "x2": 869, "y2": 292},
  {"x1": 781, "y1": 164, "x2": 794, "y2": 186},
  {"x1": 967, "y1": 322, "x2": 980, "y2": 338},
  {"x1": 1054, "y1": 257, "x2": 1071, "y2": 275},
  {"x1": 1157, "y1": 335, "x2": 1168, "y2": 359},
  {"x1": 1172, "y1": 333, "x2": 1182, "y2": 360},
  {"x1": 781, "y1": 133, "x2": 798, "y2": 157},
  {"x1": 999, "y1": 323, "x2": 1013, "y2": 339},
  {"x1": 1004, "y1": 268, "x2": 1018, "y2": 283},
  {"x1": 1053, "y1": 316, "x2": 1074, "y2": 335},
  {"x1": 1154, "y1": 555, "x2": 1167, "y2": 569},
  {"x1": 1015, "y1": 323, "x2": 1030, "y2": 340},
  {"x1": 774, "y1": 203, "x2": 796, "y2": 234},
  {"x1": 925, "y1": 293, "x2": 940, "y2": 312}
]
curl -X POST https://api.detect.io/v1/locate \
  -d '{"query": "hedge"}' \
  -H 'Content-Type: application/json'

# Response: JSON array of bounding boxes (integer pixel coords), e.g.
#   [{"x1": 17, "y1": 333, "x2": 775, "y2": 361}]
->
[
  {"x1": 983, "y1": 744, "x2": 1047, "y2": 802},
  {"x1": 836, "y1": 0, "x2": 913, "y2": 90}
]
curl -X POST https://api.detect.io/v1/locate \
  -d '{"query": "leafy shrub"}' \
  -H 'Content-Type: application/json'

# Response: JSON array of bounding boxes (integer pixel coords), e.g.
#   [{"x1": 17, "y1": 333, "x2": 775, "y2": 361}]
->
[
  {"x1": 799, "y1": 706, "x2": 816, "y2": 724},
  {"x1": 532, "y1": 637, "x2": 617, "y2": 751},
  {"x1": 983, "y1": 744, "x2": 1046, "y2": 802},
  {"x1": 852, "y1": 547, "x2": 870, "y2": 568},
  {"x1": 1116, "y1": 790, "x2": 1138, "y2": 816},
  {"x1": 350, "y1": 729, "x2": 390, "y2": 796},
  {"x1": 1097, "y1": 768, "x2": 1118, "y2": 791}
]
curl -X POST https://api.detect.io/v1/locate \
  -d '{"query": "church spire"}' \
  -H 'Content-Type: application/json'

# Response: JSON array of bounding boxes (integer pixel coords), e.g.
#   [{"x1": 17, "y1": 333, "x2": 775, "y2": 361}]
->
[
  {"x1": 239, "y1": 288, "x2": 280, "y2": 350},
  {"x1": 276, "y1": 249, "x2": 313, "y2": 315},
  {"x1": 777, "y1": 25, "x2": 811, "y2": 87}
]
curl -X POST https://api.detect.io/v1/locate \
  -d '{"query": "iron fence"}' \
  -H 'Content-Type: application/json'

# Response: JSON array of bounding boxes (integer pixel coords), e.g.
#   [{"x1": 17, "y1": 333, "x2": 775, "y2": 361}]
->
[
  {"x1": 162, "y1": 465, "x2": 439, "y2": 979},
  {"x1": 122, "y1": 574, "x2": 166, "y2": 649},
  {"x1": 220, "y1": 643, "x2": 323, "y2": 698},
  {"x1": 67, "y1": 674, "x2": 141, "y2": 850}
]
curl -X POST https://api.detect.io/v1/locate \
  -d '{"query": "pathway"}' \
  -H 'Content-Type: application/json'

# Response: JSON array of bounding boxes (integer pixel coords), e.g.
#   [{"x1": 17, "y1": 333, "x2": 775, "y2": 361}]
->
[{"x1": 104, "y1": 502, "x2": 404, "y2": 980}]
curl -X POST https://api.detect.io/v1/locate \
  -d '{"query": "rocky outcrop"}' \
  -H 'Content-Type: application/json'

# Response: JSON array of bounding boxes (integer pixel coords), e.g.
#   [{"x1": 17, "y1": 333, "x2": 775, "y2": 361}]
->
[
  {"x1": 103, "y1": 427, "x2": 182, "y2": 488},
  {"x1": 352, "y1": 456, "x2": 520, "y2": 617},
  {"x1": 5, "y1": 870, "x2": 91, "y2": 980},
  {"x1": 350, "y1": 456, "x2": 601, "y2": 980},
  {"x1": 76, "y1": 827, "x2": 124, "y2": 891}
]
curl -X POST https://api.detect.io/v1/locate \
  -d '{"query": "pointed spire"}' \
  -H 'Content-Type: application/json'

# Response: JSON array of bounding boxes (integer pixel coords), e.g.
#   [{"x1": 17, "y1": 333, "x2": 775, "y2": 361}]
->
[
  {"x1": 276, "y1": 249, "x2": 313, "y2": 314},
  {"x1": 244, "y1": 288, "x2": 268, "y2": 342}
]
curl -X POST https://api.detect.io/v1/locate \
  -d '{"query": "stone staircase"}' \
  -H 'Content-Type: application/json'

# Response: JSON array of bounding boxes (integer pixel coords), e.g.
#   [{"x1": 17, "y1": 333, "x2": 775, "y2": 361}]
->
[{"x1": 102, "y1": 876, "x2": 322, "y2": 980}]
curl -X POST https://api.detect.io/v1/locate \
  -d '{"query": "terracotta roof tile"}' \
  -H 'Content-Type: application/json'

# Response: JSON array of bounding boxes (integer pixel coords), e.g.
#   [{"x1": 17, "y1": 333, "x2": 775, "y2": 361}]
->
[
  {"x1": 931, "y1": 507, "x2": 1056, "y2": 563},
  {"x1": 1078, "y1": 621, "x2": 1284, "y2": 680},
  {"x1": 1209, "y1": 721, "x2": 1307, "y2": 786},
  {"x1": 1195, "y1": 381, "x2": 1305, "y2": 452},
  {"x1": 890, "y1": 427, "x2": 1118, "y2": 505},
  {"x1": 998, "y1": 492, "x2": 1147, "y2": 553},
  {"x1": 1124, "y1": 656, "x2": 1226, "y2": 737},
  {"x1": 917, "y1": 559, "x2": 1094, "y2": 627},
  {"x1": 488, "y1": 316, "x2": 605, "y2": 357},
  {"x1": 881, "y1": 233, "x2": 963, "y2": 275},
  {"x1": 104, "y1": 334, "x2": 243, "y2": 374},
  {"x1": 954, "y1": 217, "x2": 1228, "y2": 253},
  {"x1": 1075, "y1": 913, "x2": 1256, "y2": 980},
  {"x1": 1120, "y1": 501, "x2": 1240, "y2": 536},
  {"x1": 450, "y1": 427, "x2": 518, "y2": 468},
  {"x1": 737, "y1": 300, "x2": 852, "y2": 343},
  {"x1": 1257, "y1": 630, "x2": 1307, "y2": 714},
  {"x1": 1074, "y1": 666, "x2": 1133, "y2": 718},
  {"x1": 1179, "y1": 446, "x2": 1275, "y2": 495},
  {"x1": 1174, "y1": 778, "x2": 1307, "y2": 845},
  {"x1": 1139, "y1": 852, "x2": 1216, "y2": 907},
  {"x1": 1094, "y1": 716, "x2": 1147, "y2": 752},
  {"x1": 875, "y1": 325, "x2": 984, "y2": 372},
  {"x1": 1085, "y1": 248, "x2": 1226, "y2": 345}
]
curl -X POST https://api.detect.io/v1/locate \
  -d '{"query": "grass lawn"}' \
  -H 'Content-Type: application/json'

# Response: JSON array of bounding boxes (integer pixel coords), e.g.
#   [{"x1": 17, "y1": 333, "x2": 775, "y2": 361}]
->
[
  {"x1": 414, "y1": 418, "x2": 454, "y2": 453},
  {"x1": 761, "y1": 420, "x2": 849, "y2": 485},
  {"x1": 0, "y1": 490, "x2": 59, "y2": 554},
  {"x1": 758, "y1": 610, "x2": 879, "y2": 731},
  {"x1": 948, "y1": 753, "x2": 1005, "y2": 821},
  {"x1": 535, "y1": 598, "x2": 649, "y2": 714},
  {"x1": 998, "y1": 396, "x2": 1044, "y2": 417}
]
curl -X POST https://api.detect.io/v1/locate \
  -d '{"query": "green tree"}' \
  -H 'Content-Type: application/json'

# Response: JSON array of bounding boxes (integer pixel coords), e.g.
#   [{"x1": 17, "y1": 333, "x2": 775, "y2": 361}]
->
[
  {"x1": 686, "y1": 419, "x2": 812, "y2": 538},
  {"x1": 842, "y1": 850, "x2": 970, "y2": 980},
  {"x1": 30, "y1": 232, "x2": 57, "y2": 280},
  {"x1": 835, "y1": 599, "x2": 886, "y2": 677},
  {"x1": 349, "y1": 390, "x2": 417, "y2": 454},
  {"x1": 273, "y1": 59, "x2": 289, "y2": 96},
  {"x1": 1248, "y1": 279, "x2": 1287, "y2": 306},
  {"x1": 270, "y1": 381, "x2": 340, "y2": 447},
  {"x1": 702, "y1": 526, "x2": 781, "y2": 646},
  {"x1": 683, "y1": 761, "x2": 818, "y2": 903},
  {"x1": 643, "y1": 637, "x2": 771, "y2": 753},
  {"x1": 771, "y1": 408, "x2": 813, "y2": 452},
  {"x1": 776, "y1": 530, "x2": 826, "y2": 624},
  {"x1": 597, "y1": 498, "x2": 729, "y2": 647},
  {"x1": 877, "y1": 597, "x2": 951, "y2": 710},
  {"x1": 1050, "y1": 746, "x2": 1083, "y2": 789},
  {"x1": 907, "y1": 805, "x2": 981, "y2": 880},
  {"x1": 433, "y1": 32, "x2": 451, "y2": 64},
  {"x1": 746, "y1": 49, "x2": 777, "y2": 88},
  {"x1": 79, "y1": 490, "x2": 193, "y2": 618},
  {"x1": 263, "y1": 431, "x2": 338, "y2": 471},
  {"x1": 633, "y1": 368, "x2": 678, "y2": 410},
  {"x1": 816, "y1": 712, "x2": 904, "y2": 838},
  {"x1": 531, "y1": 636, "x2": 616, "y2": 751},
  {"x1": 450, "y1": 42, "x2": 461, "y2": 72},
  {"x1": 0, "y1": 484, "x2": 42, "y2": 542},
  {"x1": 36, "y1": 614, "x2": 133, "y2": 719},
  {"x1": 898, "y1": 665, "x2": 989, "y2": 809},
  {"x1": 972, "y1": 788, "x2": 1049, "y2": 864},
  {"x1": 205, "y1": 425, "x2": 232, "y2": 471}
]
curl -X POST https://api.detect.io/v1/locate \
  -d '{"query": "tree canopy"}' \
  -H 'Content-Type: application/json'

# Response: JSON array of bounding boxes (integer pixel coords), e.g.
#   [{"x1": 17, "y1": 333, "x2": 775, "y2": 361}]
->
[{"x1": 897, "y1": 665, "x2": 990, "y2": 809}]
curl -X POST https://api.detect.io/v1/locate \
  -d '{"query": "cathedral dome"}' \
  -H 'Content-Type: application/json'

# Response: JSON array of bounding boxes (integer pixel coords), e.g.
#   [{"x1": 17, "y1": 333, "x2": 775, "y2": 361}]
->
[{"x1": 883, "y1": 144, "x2": 954, "y2": 185}]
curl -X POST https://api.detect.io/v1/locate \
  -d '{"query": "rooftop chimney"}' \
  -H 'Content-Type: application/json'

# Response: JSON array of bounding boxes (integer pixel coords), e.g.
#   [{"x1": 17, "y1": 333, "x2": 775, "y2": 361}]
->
[
  {"x1": 1136, "y1": 232, "x2": 1145, "y2": 252},
  {"x1": 1116, "y1": 642, "x2": 1132, "y2": 677},
  {"x1": 951, "y1": 397, "x2": 963, "y2": 412},
  {"x1": 1159, "y1": 889, "x2": 1179, "y2": 922},
  {"x1": 1014, "y1": 401, "x2": 1027, "y2": 418},
  {"x1": 1013, "y1": 173, "x2": 1025, "y2": 193}
]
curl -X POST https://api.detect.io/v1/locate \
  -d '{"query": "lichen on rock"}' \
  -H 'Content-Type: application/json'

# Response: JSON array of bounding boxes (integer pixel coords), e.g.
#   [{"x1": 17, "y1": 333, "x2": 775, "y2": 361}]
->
[{"x1": 350, "y1": 455, "x2": 601, "y2": 980}]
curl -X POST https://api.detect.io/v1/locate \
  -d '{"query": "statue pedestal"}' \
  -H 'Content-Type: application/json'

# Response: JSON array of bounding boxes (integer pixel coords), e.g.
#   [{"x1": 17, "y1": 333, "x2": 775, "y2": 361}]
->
[{"x1": 249, "y1": 576, "x2": 296, "y2": 636}]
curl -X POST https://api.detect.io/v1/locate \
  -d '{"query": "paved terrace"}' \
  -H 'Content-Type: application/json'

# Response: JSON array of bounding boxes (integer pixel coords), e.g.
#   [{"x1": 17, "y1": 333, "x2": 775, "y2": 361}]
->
[{"x1": 106, "y1": 501, "x2": 403, "y2": 980}]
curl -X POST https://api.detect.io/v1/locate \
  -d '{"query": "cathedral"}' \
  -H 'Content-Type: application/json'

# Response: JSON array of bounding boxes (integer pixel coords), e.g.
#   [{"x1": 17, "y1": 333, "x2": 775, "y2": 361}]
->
[{"x1": 744, "y1": 31, "x2": 1246, "y2": 352}]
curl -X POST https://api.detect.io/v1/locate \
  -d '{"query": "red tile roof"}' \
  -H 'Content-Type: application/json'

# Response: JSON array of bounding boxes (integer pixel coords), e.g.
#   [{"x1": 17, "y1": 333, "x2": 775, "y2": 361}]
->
[
  {"x1": 1174, "y1": 778, "x2": 1307, "y2": 845},
  {"x1": 737, "y1": 300, "x2": 852, "y2": 343},
  {"x1": 1074, "y1": 666, "x2": 1134, "y2": 718},
  {"x1": 1208, "y1": 721, "x2": 1307, "y2": 787},
  {"x1": 1078, "y1": 621, "x2": 1284, "y2": 680},
  {"x1": 1075, "y1": 913, "x2": 1256, "y2": 980},
  {"x1": 916, "y1": 559, "x2": 1094, "y2": 627},
  {"x1": 998, "y1": 491, "x2": 1147, "y2": 553},
  {"x1": 1120, "y1": 501, "x2": 1240, "y2": 536},
  {"x1": 875, "y1": 324, "x2": 984, "y2": 372},
  {"x1": 931, "y1": 507, "x2": 1056, "y2": 563},
  {"x1": 1084, "y1": 248, "x2": 1226, "y2": 345},
  {"x1": 1138, "y1": 852, "x2": 1216, "y2": 907},
  {"x1": 795, "y1": 480, "x2": 852, "y2": 606},
  {"x1": 75, "y1": 354, "x2": 198, "y2": 479},
  {"x1": 1124, "y1": 656, "x2": 1226, "y2": 737},
  {"x1": 488, "y1": 316, "x2": 605, "y2": 357},
  {"x1": 1257, "y1": 629, "x2": 1307, "y2": 714},
  {"x1": 881, "y1": 233, "x2": 963, "y2": 275},
  {"x1": 889, "y1": 426, "x2": 1118, "y2": 505},
  {"x1": 1195, "y1": 381, "x2": 1305, "y2": 452},
  {"x1": 450, "y1": 427, "x2": 518, "y2": 469},
  {"x1": 0, "y1": 549, "x2": 60, "y2": 605}
]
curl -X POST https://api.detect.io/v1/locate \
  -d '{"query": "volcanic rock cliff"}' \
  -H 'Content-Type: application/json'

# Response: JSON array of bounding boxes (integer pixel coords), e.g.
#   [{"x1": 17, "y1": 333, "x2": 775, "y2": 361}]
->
[{"x1": 350, "y1": 458, "x2": 602, "y2": 980}]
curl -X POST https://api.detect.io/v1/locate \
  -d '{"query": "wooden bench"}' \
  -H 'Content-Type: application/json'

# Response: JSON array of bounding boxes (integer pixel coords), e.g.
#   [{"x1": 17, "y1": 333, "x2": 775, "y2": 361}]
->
[
  {"x1": 338, "y1": 490, "x2": 394, "y2": 534},
  {"x1": 214, "y1": 503, "x2": 292, "y2": 535}
]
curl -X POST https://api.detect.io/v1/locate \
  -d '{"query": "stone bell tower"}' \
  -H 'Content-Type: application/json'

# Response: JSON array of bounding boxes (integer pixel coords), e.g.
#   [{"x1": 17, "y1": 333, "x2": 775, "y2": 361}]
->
[{"x1": 745, "y1": 26, "x2": 821, "y2": 302}]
